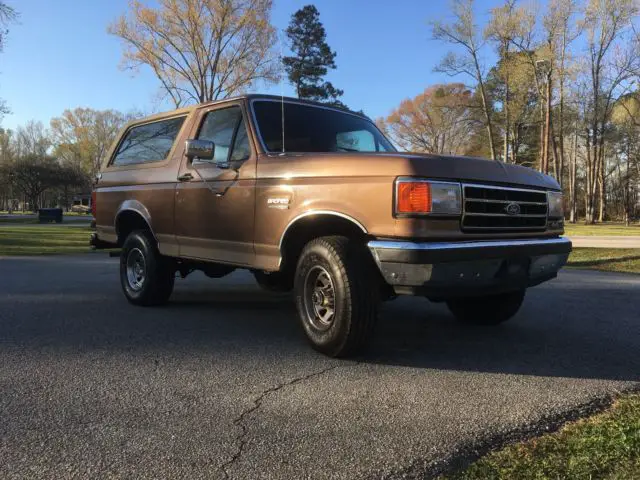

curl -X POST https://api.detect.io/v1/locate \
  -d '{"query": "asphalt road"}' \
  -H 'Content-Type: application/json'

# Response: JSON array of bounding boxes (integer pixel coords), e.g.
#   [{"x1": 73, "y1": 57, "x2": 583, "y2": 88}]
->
[{"x1": 1, "y1": 255, "x2": 639, "y2": 479}]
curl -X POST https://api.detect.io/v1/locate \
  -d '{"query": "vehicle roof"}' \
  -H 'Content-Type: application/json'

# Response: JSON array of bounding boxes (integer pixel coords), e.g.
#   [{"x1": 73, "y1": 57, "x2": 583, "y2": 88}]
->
[{"x1": 127, "y1": 94, "x2": 365, "y2": 126}]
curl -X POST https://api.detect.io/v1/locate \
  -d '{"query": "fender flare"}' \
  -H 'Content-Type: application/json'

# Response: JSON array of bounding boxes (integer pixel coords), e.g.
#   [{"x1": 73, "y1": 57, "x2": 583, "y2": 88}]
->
[
  {"x1": 115, "y1": 200, "x2": 157, "y2": 241},
  {"x1": 278, "y1": 210, "x2": 368, "y2": 252}
]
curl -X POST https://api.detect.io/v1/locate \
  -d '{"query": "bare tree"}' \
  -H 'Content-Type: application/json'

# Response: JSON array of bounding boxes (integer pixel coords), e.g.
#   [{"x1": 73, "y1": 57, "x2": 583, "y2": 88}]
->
[
  {"x1": 0, "y1": 126, "x2": 14, "y2": 209},
  {"x1": 543, "y1": 0, "x2": 582, "y2": 184},
  {"x1": 485, "y1": 0, "x2": 524, "y2": 163},
  {"x1": 50, "y1": 108, "x2": 135, "y2": 175},
  {"x1": 14, "y1": 121, "x2": 51, "y2": 158},
  {"x1": 378, "y1": 84, "x2": 476, "y2": 154},
  {"x1": 0, "y1": 2, "x2": 17, "y2": 52},
  {"x1": 431, "y1": 0, "x2": 498, "y2": 160},
  {"x1": 109, "y1": 0, "x2": 279, "y2": 107},
  {"x1": 503, "y1": 2, "x2": 555, "y2": 174},
  {"x1": 0, "y1": 2, "x2": 18, "y2": 122},
  {"x1": 583, "y1": 0, "x2": 639, "y2": 223},
  {"x1": 2, "y1": 155, "x2": 60, "y2": 211}
]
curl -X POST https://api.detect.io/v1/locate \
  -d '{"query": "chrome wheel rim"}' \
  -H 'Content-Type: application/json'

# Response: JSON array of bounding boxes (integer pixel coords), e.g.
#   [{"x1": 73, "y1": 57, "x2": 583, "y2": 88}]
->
[
  {"x1": 303, "y1": 266, "x2": 336, "y2": 331},
  {"x1": 126, "y1": 248, "x2": 146, "y2": 291}
]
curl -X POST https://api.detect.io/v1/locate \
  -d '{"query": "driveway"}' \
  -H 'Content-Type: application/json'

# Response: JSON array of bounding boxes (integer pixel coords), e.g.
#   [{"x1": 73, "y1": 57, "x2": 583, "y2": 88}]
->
[
  {"x1": 569, "y1": 235, "x2": 640, "y2": 248},
  {"x1": 0, "y1": 255, "x2": 638, "y2": 479}
]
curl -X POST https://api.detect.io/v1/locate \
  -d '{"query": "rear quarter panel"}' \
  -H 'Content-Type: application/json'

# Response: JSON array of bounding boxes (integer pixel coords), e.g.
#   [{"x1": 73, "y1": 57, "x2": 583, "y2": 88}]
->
[{"x1": 95, "y1": 111, "x2": 194, "y2": 254}]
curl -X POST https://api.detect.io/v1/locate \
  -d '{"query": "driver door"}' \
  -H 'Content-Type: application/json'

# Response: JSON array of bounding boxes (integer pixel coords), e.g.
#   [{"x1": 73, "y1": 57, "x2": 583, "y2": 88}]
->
[{"x1": 174, "y1": 103, "x2": 256, "y2": 265}]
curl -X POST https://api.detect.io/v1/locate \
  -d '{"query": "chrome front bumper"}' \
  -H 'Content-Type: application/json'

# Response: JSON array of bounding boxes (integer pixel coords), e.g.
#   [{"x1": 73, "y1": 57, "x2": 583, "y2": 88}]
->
[{"x1": 368, "y1": 237, "x2": 572, "y2": 296}]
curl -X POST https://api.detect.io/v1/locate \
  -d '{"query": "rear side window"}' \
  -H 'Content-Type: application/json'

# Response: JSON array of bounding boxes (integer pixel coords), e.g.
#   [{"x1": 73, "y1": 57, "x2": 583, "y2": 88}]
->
[{"x1": 111, "y1": 116, "x2": 186, "y2": 166}]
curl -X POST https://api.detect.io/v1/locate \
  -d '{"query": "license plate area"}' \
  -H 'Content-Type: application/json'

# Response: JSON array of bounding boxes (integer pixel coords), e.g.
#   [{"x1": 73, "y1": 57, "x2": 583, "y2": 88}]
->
[{"x1": 496, "y1": 257, "x2": 531, "y2": 280}]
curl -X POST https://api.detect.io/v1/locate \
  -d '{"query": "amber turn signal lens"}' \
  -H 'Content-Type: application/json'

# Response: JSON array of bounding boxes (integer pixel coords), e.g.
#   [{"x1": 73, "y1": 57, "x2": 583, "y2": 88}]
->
[{"x1": 397, "y1": 182, "x2": 432, "y2": 214}]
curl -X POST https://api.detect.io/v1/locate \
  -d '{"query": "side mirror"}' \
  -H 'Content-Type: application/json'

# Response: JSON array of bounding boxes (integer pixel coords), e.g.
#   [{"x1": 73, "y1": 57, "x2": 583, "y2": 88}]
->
[{"x1": 185, "y1": 139, "x2": 215, "y2": 160}]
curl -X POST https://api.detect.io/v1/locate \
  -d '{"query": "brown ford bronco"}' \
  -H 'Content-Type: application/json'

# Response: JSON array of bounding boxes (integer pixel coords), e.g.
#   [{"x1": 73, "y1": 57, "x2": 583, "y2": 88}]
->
[{"x1": 91, "y1": 94, "x2": 571, "y2": 357}]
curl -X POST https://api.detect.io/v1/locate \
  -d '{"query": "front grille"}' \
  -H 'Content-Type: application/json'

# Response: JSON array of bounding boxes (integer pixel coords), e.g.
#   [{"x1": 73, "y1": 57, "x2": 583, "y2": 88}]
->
[{"x1": 462, "y1": 184, "x2": 548, "y2": 232}]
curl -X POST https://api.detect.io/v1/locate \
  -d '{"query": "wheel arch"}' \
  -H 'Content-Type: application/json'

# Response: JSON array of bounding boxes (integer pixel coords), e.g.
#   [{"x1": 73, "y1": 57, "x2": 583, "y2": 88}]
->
[
  {"x1": 115, "y1": 200, "x2": 156, "y2": 247},
  {"x1": 279, "y1": 211, "x2": 369, "y2": 271}
]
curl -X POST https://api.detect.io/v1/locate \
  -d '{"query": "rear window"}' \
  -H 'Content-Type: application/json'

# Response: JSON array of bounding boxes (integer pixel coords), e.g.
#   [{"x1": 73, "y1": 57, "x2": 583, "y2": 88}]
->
[{"x1": 111, "y1": 116, "x2": 186, "y2": 166}]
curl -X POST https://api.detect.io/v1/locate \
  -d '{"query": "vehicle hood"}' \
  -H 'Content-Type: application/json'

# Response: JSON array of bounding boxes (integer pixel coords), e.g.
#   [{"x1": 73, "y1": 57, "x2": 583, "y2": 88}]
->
[
  {"x1": 386, "y1": 153, "x2": 560, "y2": 190},
  {"x1": 261, "y1": 152, "x2": 560, "y2": 191}
]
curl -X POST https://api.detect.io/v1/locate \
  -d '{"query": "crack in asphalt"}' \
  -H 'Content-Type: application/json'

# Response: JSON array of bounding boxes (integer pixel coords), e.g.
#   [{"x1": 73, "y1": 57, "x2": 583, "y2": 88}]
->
[{"x1": 219, "y1": 363, "x2": 344, "y2": 479}]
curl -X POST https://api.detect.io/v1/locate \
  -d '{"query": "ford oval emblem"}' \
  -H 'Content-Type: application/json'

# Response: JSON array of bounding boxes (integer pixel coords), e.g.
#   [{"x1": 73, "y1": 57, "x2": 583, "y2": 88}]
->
[{"x1": 505, "y1": 202, "x2": 521, "y2": 216}]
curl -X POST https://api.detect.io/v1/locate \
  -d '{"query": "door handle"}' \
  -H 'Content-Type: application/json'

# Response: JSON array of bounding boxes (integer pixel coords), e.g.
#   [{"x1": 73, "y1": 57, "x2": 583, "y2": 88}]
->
[{"x1": 177, "y1": 173, "x2": 193, "y2": 182}]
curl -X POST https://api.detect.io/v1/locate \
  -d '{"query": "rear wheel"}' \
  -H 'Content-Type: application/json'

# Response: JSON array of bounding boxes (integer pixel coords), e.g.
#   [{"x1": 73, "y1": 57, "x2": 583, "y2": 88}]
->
[
  {"x1": 294, "y1": 236, "x2": 379, "y2": 357},
  {"x1": 446, "y1": 289, "x2": 525, "y2": 325},
  {"x1": 120, "y1": 230, "x2": 175, "y2": 306}
]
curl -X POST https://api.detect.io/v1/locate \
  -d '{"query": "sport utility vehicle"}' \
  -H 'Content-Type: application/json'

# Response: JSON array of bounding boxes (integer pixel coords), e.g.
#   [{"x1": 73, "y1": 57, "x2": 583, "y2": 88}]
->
[{"x1": 91, "y1": 95, "x2": 571, "y2": 357}]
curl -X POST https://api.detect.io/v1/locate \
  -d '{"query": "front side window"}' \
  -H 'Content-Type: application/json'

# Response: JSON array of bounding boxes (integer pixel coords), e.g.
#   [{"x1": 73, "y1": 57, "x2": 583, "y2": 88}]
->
[
  {"x1": 230, "y1": 121, "x2": 250, "y2": 162},
  {"x1": 196, "y1": 106, "x2": 250, "y2": 165},
  {"x1": 252, "y1": 101, "x2": 395, "y2": 153},
  {"x1": 111, "y1": 116, "x2": 185, "y2": 166}
]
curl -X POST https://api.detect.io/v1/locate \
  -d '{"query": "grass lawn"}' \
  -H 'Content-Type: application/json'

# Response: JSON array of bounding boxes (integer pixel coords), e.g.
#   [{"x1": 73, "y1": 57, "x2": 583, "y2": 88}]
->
[
  {"x1": 0, "y1": 216, "x2": 38, "y2": 224},
  {"x1": 0, "y1": 225, "x2": 93, "y2": 255},
  {"x1": 442, "y1": 394, "x2": 640, "y2": 480},
  {"x1": 564, "y1": 222, "x2": 640, "y2": 236},
  {"x1": 568, "y1": 248, "x2": 640, "y2": 274}
]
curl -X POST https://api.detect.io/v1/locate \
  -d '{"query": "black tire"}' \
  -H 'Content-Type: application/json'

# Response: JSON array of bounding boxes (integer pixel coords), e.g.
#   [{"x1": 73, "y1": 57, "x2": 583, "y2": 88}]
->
[
  {"x1": 294, "y1": 236, "x2": 379, "y2": 357},
  {"x1": 446, "y1": 289, "x2": 526, "y2": 325},
  {"x1": 120, "y1": 230, "x2": 175, "y2": 306},
  {"x1": 253, "y1": 271, "x2": 293, "y2": 293}
]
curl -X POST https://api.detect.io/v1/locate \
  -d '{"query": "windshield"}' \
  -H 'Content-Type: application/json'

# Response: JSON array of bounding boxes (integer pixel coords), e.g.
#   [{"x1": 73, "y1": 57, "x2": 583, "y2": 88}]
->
[{"x1": 252, "y1": 100, "x2": 396, "y2": 153}]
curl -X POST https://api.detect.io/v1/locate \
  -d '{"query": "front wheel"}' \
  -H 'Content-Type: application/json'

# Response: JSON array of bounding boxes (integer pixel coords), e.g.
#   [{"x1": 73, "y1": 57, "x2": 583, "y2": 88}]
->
[
  {"x1": 120, "y1": 230, "x2": 175, "y2": 306},
  {"x1": 294, "y1": 236, "x2": 379, "y2": 357},
  {"x1": 446, "y1": 289, "x2": 525, "y2": 325}
]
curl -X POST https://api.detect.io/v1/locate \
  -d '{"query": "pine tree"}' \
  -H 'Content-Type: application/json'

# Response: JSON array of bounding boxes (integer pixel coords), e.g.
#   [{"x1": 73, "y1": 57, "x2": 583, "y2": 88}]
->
[{"x1": 282, "y1": 5, "x2": 345, "y2": 107}]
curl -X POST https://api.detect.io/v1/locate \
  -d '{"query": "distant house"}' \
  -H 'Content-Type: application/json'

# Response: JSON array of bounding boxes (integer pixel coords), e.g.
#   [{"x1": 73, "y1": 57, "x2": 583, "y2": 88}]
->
[{"x1": 71, "y1": 193, "x2": 92, "y2": 213}]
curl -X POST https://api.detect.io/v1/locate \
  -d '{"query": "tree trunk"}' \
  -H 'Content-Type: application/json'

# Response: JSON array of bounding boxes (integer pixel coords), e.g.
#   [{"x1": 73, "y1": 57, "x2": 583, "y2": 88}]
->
[
  {"x1": 511, "y1": 124, "x2": 519, "y2": 164},
  {"x1": 472, "y1": 52, "x2": 497, "y2": 161},
  {"x1": 598, "y1": 175, "x2": 605, "y2": 222},
  {"x1": 625, "y1": 135, "x2": 631, "y2": 226},
  {"x1": 551, "y1": 114, "x2": 560, "y2": 180},
  {"x1": 558, "y1": 133, "x2": 565, "y2": 189},
  {"x1": 504, "y1": 71, "x2": 509, "y2": 163},
  {"x1": 569, "y1": 123, "x2": 578, "y2": 223},
  {"x1": 558, "y1": 33, "x2": 566, "y2": 189},
  {"x1": 539, "y1": 113, "x2": 546, "y2": 172},
  {"x1": 585, "y1": 127, "x2": 595, "y2": 224},
  {"x1": 598, "y1": 132, "x2": 606, "y2": 222},
  {"x1": 542, "y1": 72, "x2": 552, "y2": 175}
]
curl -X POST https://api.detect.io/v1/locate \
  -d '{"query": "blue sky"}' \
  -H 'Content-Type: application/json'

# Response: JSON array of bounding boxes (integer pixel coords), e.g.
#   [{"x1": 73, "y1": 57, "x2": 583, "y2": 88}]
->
[{"x1": 0, "y1": 0, "x2": 507, "y2": 130}]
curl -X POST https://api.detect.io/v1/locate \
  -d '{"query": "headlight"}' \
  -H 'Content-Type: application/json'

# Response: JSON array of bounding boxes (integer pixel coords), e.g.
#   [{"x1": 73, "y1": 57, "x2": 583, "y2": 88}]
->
[
  {"x1": 547, "y1": 191, "x2": 564, "y2": 218},
  {"x1": 395, "y1": 179, "x2": 461, "y2": 216}
]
